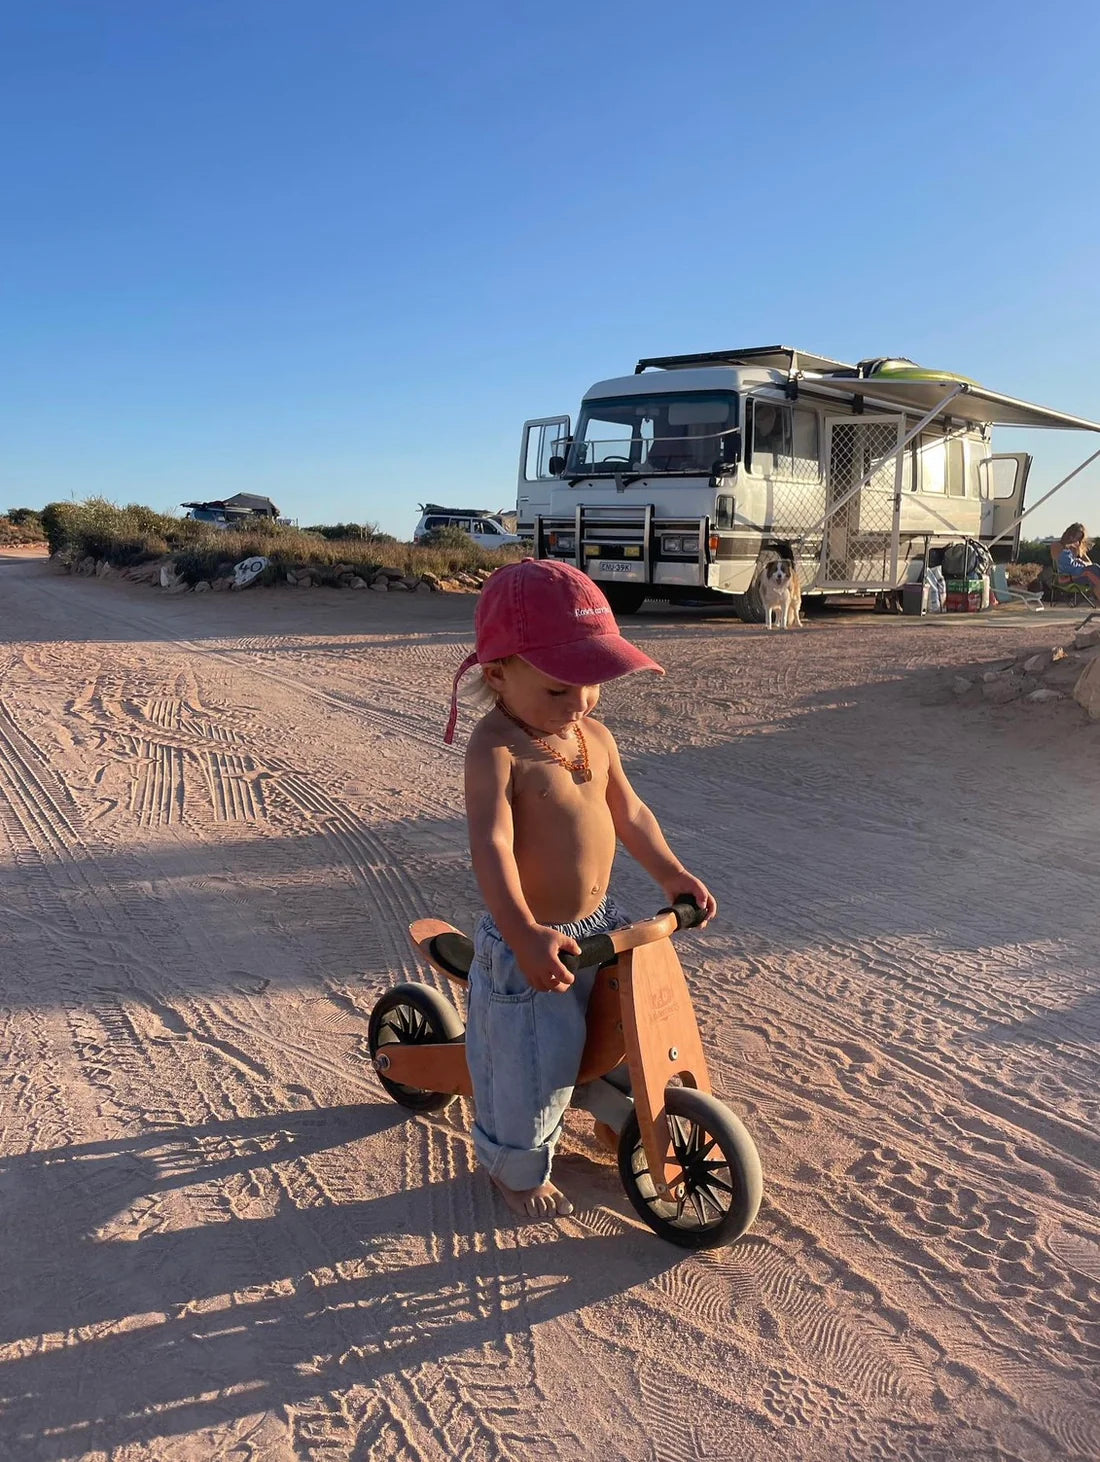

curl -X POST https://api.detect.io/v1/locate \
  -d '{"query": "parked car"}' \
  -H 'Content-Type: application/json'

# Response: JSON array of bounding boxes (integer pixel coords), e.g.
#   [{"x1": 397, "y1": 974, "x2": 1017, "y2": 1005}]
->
[{"x1": 413, "y1": 504, "x2": 522, "y2": 550}]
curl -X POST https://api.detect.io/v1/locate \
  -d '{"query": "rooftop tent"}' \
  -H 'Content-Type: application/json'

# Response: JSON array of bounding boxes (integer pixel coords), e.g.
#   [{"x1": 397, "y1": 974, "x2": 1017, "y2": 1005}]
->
[
  {"x1": 635, "y1": 346, "x2": 858, "y2": 376},
  {"x1": 223, "y1": 493, "x2": 281, "y2": 516}
]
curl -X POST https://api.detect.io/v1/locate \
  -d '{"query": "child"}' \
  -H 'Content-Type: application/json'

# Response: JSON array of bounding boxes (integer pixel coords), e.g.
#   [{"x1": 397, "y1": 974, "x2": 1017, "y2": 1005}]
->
[{"x1": 445, "y1": 559, "x2": 716, "y2": 1221}]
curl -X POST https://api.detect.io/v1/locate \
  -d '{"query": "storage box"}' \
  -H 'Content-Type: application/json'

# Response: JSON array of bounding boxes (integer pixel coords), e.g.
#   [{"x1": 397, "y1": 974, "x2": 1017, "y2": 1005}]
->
[
  {"x1": 946, "y1": 578, "x2": 983, "y2": 596},
  {"x1": 946, "y1": 590, "x2": 982, "y2": 613},
  {"x1": 901, "y1": 581, "x2": 928, "y2": 616}
]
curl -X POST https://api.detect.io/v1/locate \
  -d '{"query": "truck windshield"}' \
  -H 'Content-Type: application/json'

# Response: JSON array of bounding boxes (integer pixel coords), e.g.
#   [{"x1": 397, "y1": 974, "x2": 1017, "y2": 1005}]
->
[{"x1": 566, "y1": 392, "x2": 738, "y2": 475}]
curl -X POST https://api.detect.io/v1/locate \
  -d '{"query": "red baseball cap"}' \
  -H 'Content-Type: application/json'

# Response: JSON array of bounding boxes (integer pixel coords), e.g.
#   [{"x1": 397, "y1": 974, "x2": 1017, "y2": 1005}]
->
[{"x1": 444, "y1": 558, "x2": 663, "y2": 741}]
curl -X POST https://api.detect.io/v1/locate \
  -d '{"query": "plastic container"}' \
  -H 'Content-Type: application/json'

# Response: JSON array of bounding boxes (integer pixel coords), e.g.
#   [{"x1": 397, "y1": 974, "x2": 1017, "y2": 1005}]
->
[
  {"x1": 902, "y1": 581, "x2": 929, "y2": 616},
  {"x1": 946, "y1": 590, "x2": 982, "y2": 613}
]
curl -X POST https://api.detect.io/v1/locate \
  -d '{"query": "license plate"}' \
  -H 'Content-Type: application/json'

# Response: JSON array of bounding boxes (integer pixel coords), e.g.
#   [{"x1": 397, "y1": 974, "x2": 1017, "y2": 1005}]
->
[{"x1": 590, "y1": 561, "x2": 643, "y2": 580}]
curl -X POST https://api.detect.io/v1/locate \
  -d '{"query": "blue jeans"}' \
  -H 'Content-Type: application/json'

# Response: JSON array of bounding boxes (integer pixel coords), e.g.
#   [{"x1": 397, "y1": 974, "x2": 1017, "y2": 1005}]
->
[{"x1": 465, "y1": 897, "x2": 628, "y2": 1190}]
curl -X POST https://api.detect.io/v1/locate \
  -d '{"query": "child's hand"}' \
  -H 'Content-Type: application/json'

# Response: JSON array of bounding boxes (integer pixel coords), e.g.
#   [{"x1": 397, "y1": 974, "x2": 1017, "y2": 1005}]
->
[
  {"x1": 661, "y1": 872, "x2": 717, "y2": 926},
  {"x1": 514, "y1": 925, "x2": 583, "y2": 993}
]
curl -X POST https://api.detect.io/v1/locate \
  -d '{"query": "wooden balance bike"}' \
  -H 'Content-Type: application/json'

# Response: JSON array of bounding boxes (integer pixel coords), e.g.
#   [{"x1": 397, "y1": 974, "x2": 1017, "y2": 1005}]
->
[{"x1": 367, "y1": 897, "x2": 763, "y2": 1249}]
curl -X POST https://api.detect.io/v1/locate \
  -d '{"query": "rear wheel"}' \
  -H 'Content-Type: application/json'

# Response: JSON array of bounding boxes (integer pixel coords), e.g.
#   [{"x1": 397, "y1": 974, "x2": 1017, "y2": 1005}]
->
[
  {"x1": 618, "y1": 1087, "x2": 763, "y2": 1248},
  {"x1": 368, "y1": 983, "x2": 465, "y2": 1113},
  {"x1": 602, "y1": 584, "x2": 647, "y2": 615}
]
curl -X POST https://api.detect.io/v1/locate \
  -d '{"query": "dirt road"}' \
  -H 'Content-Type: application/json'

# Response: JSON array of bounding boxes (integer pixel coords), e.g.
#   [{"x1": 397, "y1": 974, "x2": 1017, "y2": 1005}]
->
[{"x1": 1, "y1": 551, "x2": 1097, "y2": 1461}]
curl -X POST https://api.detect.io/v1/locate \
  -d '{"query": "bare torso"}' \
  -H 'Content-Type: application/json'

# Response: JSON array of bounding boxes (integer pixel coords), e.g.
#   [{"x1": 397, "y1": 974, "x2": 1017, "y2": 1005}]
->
[{"x1": 493, "y1": 712, "x2": 617, "y2": 925}]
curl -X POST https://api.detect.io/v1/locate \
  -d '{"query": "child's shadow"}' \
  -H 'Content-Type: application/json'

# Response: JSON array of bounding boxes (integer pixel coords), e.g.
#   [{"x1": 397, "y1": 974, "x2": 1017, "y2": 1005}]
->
[{"x1": 0, "y1": 1104, "x2": 677, "y2": 1459}]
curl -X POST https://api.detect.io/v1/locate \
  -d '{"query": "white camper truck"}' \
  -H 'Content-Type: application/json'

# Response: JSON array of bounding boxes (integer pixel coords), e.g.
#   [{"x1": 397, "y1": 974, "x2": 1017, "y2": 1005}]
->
[{"x1": 517, "y1": 347, "x2": 1100, "y2": 617}]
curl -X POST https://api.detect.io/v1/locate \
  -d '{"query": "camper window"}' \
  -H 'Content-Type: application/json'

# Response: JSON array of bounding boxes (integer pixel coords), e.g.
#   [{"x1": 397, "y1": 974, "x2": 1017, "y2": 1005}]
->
[
  {"x1": 791, "y1": 407, "x2": 820, "y2": 480},
  {"x1": 750, "y1": 401, "x2": 791, "y2": 475},
  {"x1": 919, "y1": 435, "x2": 946, "y2": 494},
  {"x1": 947, "y1": 437, "x2": 965, "y2": 497}
]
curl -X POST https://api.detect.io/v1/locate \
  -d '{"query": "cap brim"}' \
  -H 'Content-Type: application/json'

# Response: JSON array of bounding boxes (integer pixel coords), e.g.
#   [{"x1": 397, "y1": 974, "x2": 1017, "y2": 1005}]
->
[{"x1": 521, "y1": 635, "x2": 664, "y2": 686}]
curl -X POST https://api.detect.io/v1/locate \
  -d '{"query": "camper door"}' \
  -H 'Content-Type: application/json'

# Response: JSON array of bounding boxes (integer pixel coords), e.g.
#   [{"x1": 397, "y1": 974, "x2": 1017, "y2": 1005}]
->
[{"x1": 977, "y1": 453, "x2": 1031, "y2": 550}]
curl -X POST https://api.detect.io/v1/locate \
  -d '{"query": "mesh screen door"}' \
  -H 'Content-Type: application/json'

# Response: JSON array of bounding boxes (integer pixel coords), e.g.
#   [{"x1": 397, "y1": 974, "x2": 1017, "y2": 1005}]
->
[{"x1": 821, "y1": 417, "x2": 904, "y2": 588}]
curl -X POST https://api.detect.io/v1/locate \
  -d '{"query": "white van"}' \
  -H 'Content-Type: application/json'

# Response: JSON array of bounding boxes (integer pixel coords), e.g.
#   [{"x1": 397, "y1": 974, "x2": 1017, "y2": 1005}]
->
[
  {"x1": 413, "y1": 504, "x2": 522, "y2": 551},
  {"x1": 517, "y1": 346, "x2": 1100, "y2": 617}
]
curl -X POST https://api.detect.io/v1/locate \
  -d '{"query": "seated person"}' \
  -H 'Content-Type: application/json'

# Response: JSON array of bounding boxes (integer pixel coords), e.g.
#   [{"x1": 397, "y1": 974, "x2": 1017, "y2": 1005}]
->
[{"x1": 1055, "y1": 522, "x2": 1100, "y2": 598}]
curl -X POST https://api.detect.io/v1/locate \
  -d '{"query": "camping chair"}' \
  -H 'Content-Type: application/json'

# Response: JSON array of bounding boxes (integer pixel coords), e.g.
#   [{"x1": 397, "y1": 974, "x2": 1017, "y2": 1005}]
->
[{"x1": 1049, "y1": 547, "x2": 1099, "y2": 610}]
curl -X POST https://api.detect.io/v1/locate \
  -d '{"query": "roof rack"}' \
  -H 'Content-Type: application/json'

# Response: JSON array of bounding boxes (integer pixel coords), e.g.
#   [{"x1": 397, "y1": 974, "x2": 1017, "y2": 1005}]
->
[{"x1": 634, "y1": 345, "x2": 857, "y2": 377}]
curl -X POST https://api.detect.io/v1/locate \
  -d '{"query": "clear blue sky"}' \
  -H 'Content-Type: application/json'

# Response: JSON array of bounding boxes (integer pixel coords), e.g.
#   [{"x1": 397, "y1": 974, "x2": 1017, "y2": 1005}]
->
[{"x1": 3, "y1": 0, "x2": 1099, "y2": 539}]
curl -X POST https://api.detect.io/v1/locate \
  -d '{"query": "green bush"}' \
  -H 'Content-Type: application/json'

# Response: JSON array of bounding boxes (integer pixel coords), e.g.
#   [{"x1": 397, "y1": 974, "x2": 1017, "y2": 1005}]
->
[
  {"x1": 1015, "y1": 536, "x2": 1054, "y2": 564},
  {"x1": 303, "y1": 520, "x2": 396, "y2": 544}
]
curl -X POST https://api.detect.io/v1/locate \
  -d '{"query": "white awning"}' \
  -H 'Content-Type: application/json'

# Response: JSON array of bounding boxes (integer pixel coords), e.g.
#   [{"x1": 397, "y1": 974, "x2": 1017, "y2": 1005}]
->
[{"x1": 802, "y1": 373, "x2": 1100, "y2": 433}]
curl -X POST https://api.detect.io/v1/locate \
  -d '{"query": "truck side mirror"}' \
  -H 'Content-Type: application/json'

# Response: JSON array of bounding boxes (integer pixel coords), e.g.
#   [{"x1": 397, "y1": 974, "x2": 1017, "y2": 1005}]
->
[{"x1": 548, "y1": 456, "x2": 566, "y2": 476}]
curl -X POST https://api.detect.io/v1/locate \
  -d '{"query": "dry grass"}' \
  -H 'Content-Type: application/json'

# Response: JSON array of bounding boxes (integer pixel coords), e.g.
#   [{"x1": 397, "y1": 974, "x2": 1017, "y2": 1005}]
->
[{"x1": 41, "y1": 498, "x2": 525, "y2": 585}]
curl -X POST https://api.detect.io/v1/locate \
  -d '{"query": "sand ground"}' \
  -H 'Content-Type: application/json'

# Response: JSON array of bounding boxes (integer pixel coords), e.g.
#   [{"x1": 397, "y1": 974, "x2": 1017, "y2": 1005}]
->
[{"x1": 0, "y1": 549, "x2": 1097, "y2": 1462}]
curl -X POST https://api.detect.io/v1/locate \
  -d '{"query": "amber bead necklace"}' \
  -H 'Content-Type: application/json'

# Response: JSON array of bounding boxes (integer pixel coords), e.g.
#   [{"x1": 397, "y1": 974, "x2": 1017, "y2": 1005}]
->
[{"x1": 498, "y1": 702, "x2": 592, "y2": 783}]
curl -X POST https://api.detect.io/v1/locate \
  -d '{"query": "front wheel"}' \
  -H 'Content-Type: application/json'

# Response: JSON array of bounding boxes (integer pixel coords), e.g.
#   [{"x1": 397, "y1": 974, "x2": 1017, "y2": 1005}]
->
[
  {"x1": 729, "y1": 587, "x2": 765, "y2": 624},
  {"x1": 368, "y1": 983, "x2": 465, "y2": 1113},
  {"x1": 601, "y1": 583, "x2": 647, "y2": 616},
  {"x1": 618, "y1": 1087, "x2": 763, "y2": 1248}
]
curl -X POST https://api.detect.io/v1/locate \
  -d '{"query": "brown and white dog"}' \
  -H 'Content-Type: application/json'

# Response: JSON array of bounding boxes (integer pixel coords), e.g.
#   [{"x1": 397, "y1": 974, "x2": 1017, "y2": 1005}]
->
[{"x1": 760, "y1": 556, "x2": 803, "y2": 630}]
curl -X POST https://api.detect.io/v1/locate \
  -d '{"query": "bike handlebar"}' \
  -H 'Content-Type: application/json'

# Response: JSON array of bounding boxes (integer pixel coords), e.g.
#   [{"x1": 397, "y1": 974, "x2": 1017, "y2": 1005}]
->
[{"x1": 559, "y1": 895, "x2": 707, "y2": 975}]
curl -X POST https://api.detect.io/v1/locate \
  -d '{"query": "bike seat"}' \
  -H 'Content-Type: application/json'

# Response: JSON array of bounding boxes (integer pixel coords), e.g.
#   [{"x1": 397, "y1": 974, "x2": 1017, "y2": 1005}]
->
[{"x1": 427, "y1": 931, "x2": 473, "y2": 981}]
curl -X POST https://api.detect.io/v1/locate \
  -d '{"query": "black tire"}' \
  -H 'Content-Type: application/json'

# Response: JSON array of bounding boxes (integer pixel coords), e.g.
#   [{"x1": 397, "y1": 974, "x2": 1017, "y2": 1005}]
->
[
  {"x1": 618, "y1": 1086, "x2": 763, "y2": 1249},
  {"x1": 729, "y1": 586, "x2": 765, "y2": 624},
  {"x1": 799, "y1": 594, "x2": 829, "y2": 616},
  {"x1": 368, "y1": 983, "x2": 465, "y2": 1113},
  {"x1": 601, "y1": 583, "x2": 647, "y2": 615}
]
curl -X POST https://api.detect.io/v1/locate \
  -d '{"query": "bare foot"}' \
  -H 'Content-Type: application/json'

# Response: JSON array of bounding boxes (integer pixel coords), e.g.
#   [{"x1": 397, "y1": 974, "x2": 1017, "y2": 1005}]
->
[
  {"x1": 592, "y1": 1120, "x2": 619, "y2": 1155},
  {"x1": 490, "y1": 1174, "x2": 574, "y2": 1220}
]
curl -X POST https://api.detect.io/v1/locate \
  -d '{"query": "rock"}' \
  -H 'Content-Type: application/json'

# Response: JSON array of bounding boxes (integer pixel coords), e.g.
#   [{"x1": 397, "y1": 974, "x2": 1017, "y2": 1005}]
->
[
  {"x1": 952, "y1": 677, "x2": 974, "y2": 695},
  {"x1": 420, "y1": 572, "x2": 443, "y2": 591},
  {"x1": 348, "y1": 576, "x2": 368, "y2": 589},
  {"x1": 296, "y1": 574, "x2": 312, "y2": 589},
  {"x1": 1073, "y1": 627, "x2": 1100, "y2": 650},
  {"x1": 377, "y1": 565, "x2": 405, "y2": 580},
  {"x1": 77, "y1": 555, "x2": 96, "y2": 576},
  {"x1": 95, "y1": 558, "x2": 112, "y2": 577},
  {"x1": 982, "y1": 670, "x2": 1007, "y2": 684},
  {"x1": 1026, "y1": 687, "x2": 1063, "y2": 703},
  {"x1": 211, "y1": 577, "x2": 233, "y2": 591},
  {"x1": 286, "y1": 570, "x2": 298, "y2": 585},
  {"x1": 167, "y1": 578, "x2": 191, "y2": 594},
  {"x1": 982, "y1": 678, "x2": 1022, "y2": 704},
  {"x1": 370, "y1": 579, "x2": 389, "y2": 593},
  {"x1": 1073, "y1": 656, "x2": 1100, "y2": 719},
  {"x1": 160, "y1": 564, "x2": 182, "y2": 589},
  {"x1": 1051, "y1": 646, "x2": 1067, "y2": 662},
  {"x1": 415, "y1": 581, "x2": 433, "y2": 594},
  {"x1": 399, "y1": 577, "x2": 421, "y2": 591},
  {"x1": 1022, "y1": 654, "x2": 1046, "y2": 675},
  {"x1": 334, "y1": 562, "x2": 353, "y2": 575},
  {"x1": 193, "y1": 580, "x2": 212, "y2": 594}
]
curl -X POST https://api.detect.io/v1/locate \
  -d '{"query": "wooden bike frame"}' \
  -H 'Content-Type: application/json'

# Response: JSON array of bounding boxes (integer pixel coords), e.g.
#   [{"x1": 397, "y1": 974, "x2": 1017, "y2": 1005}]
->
[{"x1": 377, "y1": 911, "x2": 712, "y2": 1194}]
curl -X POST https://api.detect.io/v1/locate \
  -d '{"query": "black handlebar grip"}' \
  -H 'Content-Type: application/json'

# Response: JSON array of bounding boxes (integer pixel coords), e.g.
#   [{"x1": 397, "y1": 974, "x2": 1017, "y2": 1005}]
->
[
  {"x1": 660, "y1": 894, "x2": 707, "y2": 930},
  {"x1": 558, "y1": 931, "x2": 617, "y2": 976}
]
